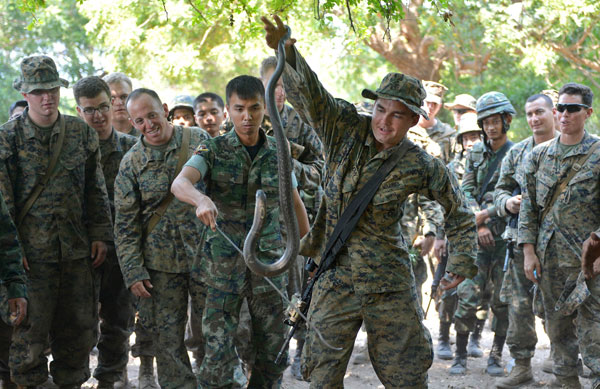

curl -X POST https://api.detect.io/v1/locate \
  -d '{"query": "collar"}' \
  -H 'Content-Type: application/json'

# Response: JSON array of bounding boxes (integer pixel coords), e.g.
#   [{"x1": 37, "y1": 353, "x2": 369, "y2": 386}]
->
[
  {"x1": 547, "y1": 131, "x2": 595, "y2": 158},
  {"x1": 22, "y1": 108, "x2": 62, "y2": 140}
]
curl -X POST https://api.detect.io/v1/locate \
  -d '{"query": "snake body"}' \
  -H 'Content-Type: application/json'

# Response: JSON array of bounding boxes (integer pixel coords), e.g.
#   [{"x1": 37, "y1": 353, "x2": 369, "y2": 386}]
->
[{"x1": 243, "y1": 26, "x2": 300, "y2": 278}]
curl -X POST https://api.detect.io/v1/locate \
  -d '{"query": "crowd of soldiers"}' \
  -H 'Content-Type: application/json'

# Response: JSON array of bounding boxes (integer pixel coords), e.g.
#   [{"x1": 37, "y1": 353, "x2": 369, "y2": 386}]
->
[{"x1": 0, "y1": 14, "x2": 599, "y2": 389}]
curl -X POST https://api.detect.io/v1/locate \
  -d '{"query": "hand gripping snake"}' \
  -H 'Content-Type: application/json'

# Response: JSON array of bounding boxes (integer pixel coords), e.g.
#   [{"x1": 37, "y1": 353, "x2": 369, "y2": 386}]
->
[{"x1": 242, "y1": 25, "x2": 300, "y2": 278}]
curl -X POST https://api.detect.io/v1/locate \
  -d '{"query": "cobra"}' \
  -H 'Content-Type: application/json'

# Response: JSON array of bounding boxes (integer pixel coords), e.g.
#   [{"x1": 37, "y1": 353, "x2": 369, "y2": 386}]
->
[{"x1": 243, "y1": 25, "x2": 300, "y2": 277}]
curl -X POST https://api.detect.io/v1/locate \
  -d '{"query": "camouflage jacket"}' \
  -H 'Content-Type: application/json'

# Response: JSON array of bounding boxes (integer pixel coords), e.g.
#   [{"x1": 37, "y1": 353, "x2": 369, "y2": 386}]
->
[
  {"x1": 518, "y1": 132, "x2": 600, "y2": 267},
  {"x1": 186, "y1": 129, "x2": 290, "y2": 295},
  {"x1": 462, "y1": 140, "x2": 513, "y2": 237},
  {"x1": 0, "y1": 109, "x2": 112, "y2": 263},
  {"x1": 262, "y1": 104, "x2": 325, "y2": 217},
  {"x1": 0, "y1": 191, "x2": 26, "y2": 299},
  {"x1": 114, "y1": 126, "x2": 209, "y2": 288},
  {"x1": 447, "y1": 151, "x2": 467, "y2": 185},
  {"x1": 282, "y1": 48, "x2": 477, "y2": 293},
  {"x1": 414, "y1": 120, "x2": 456, "y2": 163},
  {"x1": 99, "y1": 129, "x2": 138, "y2": 221},
  {"x1": 122, "y1": 126, "x2": 141, "y2": 138}
]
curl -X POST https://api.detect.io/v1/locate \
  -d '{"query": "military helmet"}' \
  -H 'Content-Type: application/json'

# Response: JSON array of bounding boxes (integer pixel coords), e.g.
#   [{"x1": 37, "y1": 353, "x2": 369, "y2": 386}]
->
[
  {"x1": 476, "y1": 91, "x2": 516, "y2": 122},
  {"x1": 168, "y1": 95, "x2": 195, "y2": 119},
  {"x1": 456, "y1": 112, "x2": 481, "y2": 146}
]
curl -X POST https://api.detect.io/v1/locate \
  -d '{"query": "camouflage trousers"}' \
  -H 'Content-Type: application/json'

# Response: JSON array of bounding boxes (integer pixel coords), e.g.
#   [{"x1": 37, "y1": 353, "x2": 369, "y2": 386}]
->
[
  {"x1": 539, "y1": 242, "x2": 600, "y2": 381},
  {"x1": 131, "y1": 317, "x2": 155, "y2": 358},
  {"x1": 198, "y1": 284, "x2": 288, "y2": 388},
  {"x1": 302, "y1": 266, "x2": 433, "y2": 388},
  {"x1": 137, "y1": 269, "x2": 204, "y2": 389},
  {"x1": 455, "y1": 240, "x2": 507, "y2": 335},
  {"x1": 437, "y1": 288, "x2": 458, "y2": 325},
  {"x1": 93, "y1": 244, "x2": 135, "y2": 383},
  {"x1": 500, "y1": 246, "x2": 537, "y2": 360},
  {"x1": 9, "y1": 259, "x2": 97, "y2": 387}
]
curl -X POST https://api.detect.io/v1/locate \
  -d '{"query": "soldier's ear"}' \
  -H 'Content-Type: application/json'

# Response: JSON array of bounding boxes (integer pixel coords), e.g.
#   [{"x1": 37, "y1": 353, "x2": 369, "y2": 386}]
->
[
  {"x1": 76, "y1": 106, "x2": 84, "y2": 119},
  {"x1": 162, "y1": 103, "x2": 169, "y2": 118}
]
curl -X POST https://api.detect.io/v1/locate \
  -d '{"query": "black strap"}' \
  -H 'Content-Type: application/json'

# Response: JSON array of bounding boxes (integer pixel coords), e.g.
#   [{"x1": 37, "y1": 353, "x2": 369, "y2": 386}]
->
[
  {"x1": 315, "y1": 137, "x2": 415, "y2": 277},
  {"x1": 476, "y1": 140, "x2": 513, "y2": 204}
]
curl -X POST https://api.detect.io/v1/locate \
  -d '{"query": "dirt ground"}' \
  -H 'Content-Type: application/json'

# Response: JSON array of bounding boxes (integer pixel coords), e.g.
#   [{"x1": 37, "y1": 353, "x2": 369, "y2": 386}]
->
[{"x1": 40, "y1": 279, "x2": 591, "y2": 389}]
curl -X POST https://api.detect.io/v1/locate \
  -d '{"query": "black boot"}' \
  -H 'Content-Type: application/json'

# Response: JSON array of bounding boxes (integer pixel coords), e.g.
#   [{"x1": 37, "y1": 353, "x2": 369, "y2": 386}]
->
[
  {"x1": 449, "y1": 332, "x2": 469, "y2": 375},
  {"x1": 486, "y1": 334, "x2": 506, "y2": 377},
  {"x1": 291, "y1": 339, "x2": 304, "y2": 381},
  {"x1": 437, "y1": 321, "x2": 453, "y2": 360},
  {"x1": 467, "y1": 319, "x2": 484, "y2": 358}
]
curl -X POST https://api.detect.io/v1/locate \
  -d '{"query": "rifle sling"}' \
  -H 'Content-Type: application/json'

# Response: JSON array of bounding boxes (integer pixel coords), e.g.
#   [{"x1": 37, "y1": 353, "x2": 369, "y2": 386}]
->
[
  {"x1": 17, "y1": 115, "x2": 67, "y2": 228},
  {"x1": 476, "y1": 140, "x2": 513, "y2": 204},
  {"x1": 540, "y1": 140, "x2": 600, "y2": 224},
  {"x1": 315, "y1": 137, "x2": 415, "y2": 278},
  {"x1": 144, "y1": 126, "x2": 191, "y2": 237}
]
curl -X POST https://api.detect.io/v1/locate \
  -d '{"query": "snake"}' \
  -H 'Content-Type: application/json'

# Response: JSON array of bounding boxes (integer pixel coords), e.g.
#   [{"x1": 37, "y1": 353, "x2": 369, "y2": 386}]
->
[{"x1": 243, "y1": 25, "x2": 300, "y2": 278}]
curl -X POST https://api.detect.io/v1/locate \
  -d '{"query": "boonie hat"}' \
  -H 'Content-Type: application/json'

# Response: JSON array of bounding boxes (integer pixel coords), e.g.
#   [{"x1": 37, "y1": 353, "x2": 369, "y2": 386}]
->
[
  {"x1": 445, "y1": 94, "x2": 477, "y2": 111},
  {"x1": 362, "y1": 73, "x2": 429, "y2": 120},
  {"x1": 13, "y1": 55, "x2": 69, "y2": 93},
  {"x1": 423, "y1": 80, "x2": 448, "y2": 105}
]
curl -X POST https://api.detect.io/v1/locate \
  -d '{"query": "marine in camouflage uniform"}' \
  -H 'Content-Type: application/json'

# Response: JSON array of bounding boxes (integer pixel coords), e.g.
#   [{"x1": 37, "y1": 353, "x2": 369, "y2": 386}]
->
[
  {"x1": 493, "y1": 93, "x2": 558, "y2": 388},
  {"x1": 114, "y1": 89, "x2": 209, "y2": 389},
  {"x1": 72, "y1": 75, "x2": 138, "y2": 388},
  {"x1": 454, "y1": 92, "x2": 516, "y2": 376},
  {"x1": 519, "y1": 83, "x2": 600, "y2": 389},
  {"x1": 103, "y1": 72, "x2": 141, "y2": 138},
  {"x1": 262, "y1": 17, "x2": 478, "y2": 387},
  {"x1": 0, "y1": 55, "x2": 113, "y2": 388},
  {"x1": 0, "y1": 190, "x2": 27, "y2": 388}
]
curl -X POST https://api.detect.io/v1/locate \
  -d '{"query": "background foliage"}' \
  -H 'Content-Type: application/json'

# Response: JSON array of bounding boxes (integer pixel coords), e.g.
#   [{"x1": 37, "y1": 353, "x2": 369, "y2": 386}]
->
[{"x1": 2, "y1": 0, "x2": 599, "y2": 139}]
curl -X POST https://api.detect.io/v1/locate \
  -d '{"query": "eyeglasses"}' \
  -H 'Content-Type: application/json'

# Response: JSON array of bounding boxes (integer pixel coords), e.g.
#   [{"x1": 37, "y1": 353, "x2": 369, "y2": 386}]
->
[
  {"x1": 556, "y1": 103, "x2": 590, "y2": 113},
  {"x1": 80, "y1": 104, "x2": 110, "y2": 116}
]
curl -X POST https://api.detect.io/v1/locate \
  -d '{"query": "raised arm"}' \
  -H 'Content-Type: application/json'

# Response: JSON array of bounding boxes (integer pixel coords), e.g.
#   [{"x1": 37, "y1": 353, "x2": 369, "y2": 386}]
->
[{"x1": 171, "y1": 165, "x2": 218, "y2": 231}]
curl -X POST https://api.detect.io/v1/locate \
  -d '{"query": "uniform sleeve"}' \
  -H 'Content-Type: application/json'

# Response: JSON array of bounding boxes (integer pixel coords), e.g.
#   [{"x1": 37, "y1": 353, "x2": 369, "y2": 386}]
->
[
  {"x1": 85, "y1": 127, "x2": 114, "y2": 242},
  {"x1": 461, "y1": 150, "x2": 481, "y2": 213},
  {"x1": 114, "y1": 161, "x2": 149, "y2": 288},
  {"x1": 418, "y1": 195, "x2": 444, "y2": 237},
  {"x1": 420, "y1": 158, "x2": 478, "y2": 278},
  {"x1": 494, "y1": 148, "x2": 519, "y2": 218},
  {"x1": 0, "y1": 192, "x2": 27, "y2": 300},
  {"x1": 517, "y1": 152, "x2": 540, "y2": 247},
  {"x1": 290, "y1": 122, "x2": 325, "y2": 193}
]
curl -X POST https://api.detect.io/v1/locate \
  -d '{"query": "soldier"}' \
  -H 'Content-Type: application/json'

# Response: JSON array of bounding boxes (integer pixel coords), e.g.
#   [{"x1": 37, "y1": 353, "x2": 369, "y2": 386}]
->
[
  {"x1": 445, "y1": 94, "x2": 477, "y2": 129},
  {"x1": 520, "y1": 83, "x2": 600, "y2": 389},
  {"x1": 193, "y1": 93, "x2": 227, "y2": 138},
  {"x1": 168, "y1": 95, "x2": 196, "y2": 127},
  {"x1": 411, "y1": 80, "x2": 456, "y2": 163},
  {"x1": 261, "y1": 15, "x2": 477, "y2": 387},
  {"x1": 259, "y1": 56, "x2": 325, "y2": 380},
  {"x1": 103, "y1": 73, "x2": 141, "y2": 137},
  {"x1": 493, "y1": 93, "x2": 558, "y2": 388},
  {"x1": 0, "y1": 55, "x2": 112, "y2": 389},
  {"x1": 452, "y1": 92, "x2": 516, "y2": 376},
  {"x1": 114, "y1": 88, "x2": 209, "y2": 389},
  {"x1": 171, "y1": 75, "x2": 310, "y2": 388},
  {"x1": 72, "y1": 76, "x2": 138, "y2": 389},
  {"x1": 8, "y1": 101, "x2": 27, "y2": 121},
  {"x1": 436, "y1": 112, "x2": 482, "y2": 361},
  {"x1": 0, "y1": 191, "x2": 27, "y2": 389}
]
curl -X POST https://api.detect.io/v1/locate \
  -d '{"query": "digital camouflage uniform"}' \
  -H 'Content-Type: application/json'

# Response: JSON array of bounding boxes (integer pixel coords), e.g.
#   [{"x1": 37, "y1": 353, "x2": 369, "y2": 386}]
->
[
  {"x1": 114, "y1": 125, "x2": 209, "y2": 389},
  {"x1": 0, "y1": 109, "x2": 113, "y2": 387},
  {"x1": 282, "y1": 48, "x2": 477, "y2": 388},
  {"x1": 518, "y1": 132, "x2": 600, "y2": 386},
  {"x1": 0, "y1": 190, "x2": 27, "y2": 383},
  {"x1": 422, "y1": 120, "x2": 457, "y2": 164},
  {"x1": 493, "y1": 136, "x2": 542, "y2": 362},
  {"x1": 186, "y1": 129, "x2": 294, "y2": 388},
  {"x1": 122, "y1": 126, "x2": 141, "y2": 138},
  {"x1": 93, "y1": 129, "x2": 138, "y2": 384},
  {"x1": 458, "y1": 140, "x2": 511, "y2": 338}
]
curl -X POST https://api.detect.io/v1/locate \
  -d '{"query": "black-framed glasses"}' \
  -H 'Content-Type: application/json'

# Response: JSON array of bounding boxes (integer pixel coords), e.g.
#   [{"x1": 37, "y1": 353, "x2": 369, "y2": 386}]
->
[
  {"x1": 80, "y1": 104, "x2": 111, "y2": 116},
  {"x1": 556, "y1": 103, "x2": 590, "y2": 113}
]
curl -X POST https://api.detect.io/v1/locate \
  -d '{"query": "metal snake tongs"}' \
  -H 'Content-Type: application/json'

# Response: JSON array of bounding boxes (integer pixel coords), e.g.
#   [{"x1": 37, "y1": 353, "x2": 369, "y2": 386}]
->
[{"x1": 243, "y1": 25, "x2": 300, "y2": 278}]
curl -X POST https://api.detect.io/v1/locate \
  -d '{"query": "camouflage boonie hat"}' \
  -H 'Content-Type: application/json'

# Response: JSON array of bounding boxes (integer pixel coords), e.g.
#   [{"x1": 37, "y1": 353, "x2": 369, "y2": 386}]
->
[
  {"x1": 423, "y1": 81, "x2": 448, "y2": 104},
  {"x1": 362, "y1": 73, "x2": 429, "y2": 119},
  {"x1": 555, "y1": 271, "x2": 590, "y2": 316},
  {"x1": 476, "y1": 91, "x2": 516, "y2": 122},
  {"x1": 13, "y1": 55, "x2": 69, "y2": 93},
  {"x1": 541, "y1": 89, "x2": 559, "y2": 106},
  {"x1": 168, "y1": 95, "x2": 195, "y2": 118},
  {"x1": 445, "y1": 94, "x2": 477, "y2": 111}
]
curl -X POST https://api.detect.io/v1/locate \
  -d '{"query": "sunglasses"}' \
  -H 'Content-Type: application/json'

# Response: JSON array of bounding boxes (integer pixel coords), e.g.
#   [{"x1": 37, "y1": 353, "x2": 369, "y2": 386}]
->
[{"x1": 556, "y1": 103, "x2": 590, "y2": 113}]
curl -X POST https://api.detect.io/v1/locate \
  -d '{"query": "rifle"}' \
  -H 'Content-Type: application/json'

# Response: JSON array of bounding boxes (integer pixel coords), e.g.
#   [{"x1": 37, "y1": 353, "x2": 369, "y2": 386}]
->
[
  {"x1": 425, "y1": 246, "x2": 448, "y2": 318},
  {"x1": 503, "y1": 186, "x2": 521, "y2": 272}
]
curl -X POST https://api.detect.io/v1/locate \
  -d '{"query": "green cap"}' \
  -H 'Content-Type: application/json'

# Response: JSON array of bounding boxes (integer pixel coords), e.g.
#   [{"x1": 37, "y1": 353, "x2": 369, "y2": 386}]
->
[
  {"x1": 445, "y1": 94, "x2": 477, "y2": 111},
  {"x1": 362, "y1": 73, "x2": 429, "y2": 120},
  {"x1": 13, "y1": 55, "x2": 69, "y2": 93}
]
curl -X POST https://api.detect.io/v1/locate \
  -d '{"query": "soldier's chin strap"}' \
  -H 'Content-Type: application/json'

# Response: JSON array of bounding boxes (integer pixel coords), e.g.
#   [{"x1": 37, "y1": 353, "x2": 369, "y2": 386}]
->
[{"x1": 215, "y1": 225, "x2": 341, "y2": 352}]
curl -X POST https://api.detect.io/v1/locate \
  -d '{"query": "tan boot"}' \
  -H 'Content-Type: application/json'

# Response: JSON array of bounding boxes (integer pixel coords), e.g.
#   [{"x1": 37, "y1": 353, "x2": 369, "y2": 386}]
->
[
  {"x1": 138, "y1": 356, "x2": 159, "y2": 389},
  {"x1": 548, "y1": 375, "x2": 581, "y2": 389},
  {"x1": 495, "y1": 358, "x2": 533, "y2": 388}
]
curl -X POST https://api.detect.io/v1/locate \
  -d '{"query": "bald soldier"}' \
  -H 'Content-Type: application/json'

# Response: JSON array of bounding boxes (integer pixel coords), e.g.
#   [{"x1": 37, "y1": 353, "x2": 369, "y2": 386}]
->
[{"x1": 262, "y1": 15, "x2": 477, "y2": 387}]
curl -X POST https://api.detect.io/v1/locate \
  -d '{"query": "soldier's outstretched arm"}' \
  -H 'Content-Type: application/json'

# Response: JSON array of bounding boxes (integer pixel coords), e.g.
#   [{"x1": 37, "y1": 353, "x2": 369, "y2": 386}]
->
[{"x1": 171, "y1": 166, "x2": 218, "y2": 231}]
